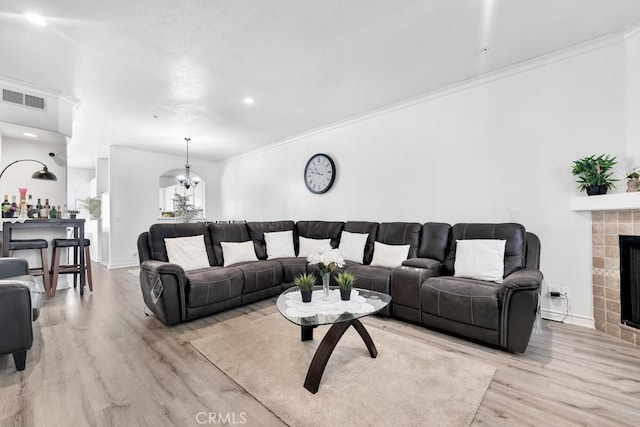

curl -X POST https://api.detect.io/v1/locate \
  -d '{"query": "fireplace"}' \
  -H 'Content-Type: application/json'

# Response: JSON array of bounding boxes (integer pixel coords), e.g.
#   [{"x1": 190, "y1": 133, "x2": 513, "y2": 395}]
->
[{"x1": 620, "y1": 235, "x2": 640, "y2": 330}]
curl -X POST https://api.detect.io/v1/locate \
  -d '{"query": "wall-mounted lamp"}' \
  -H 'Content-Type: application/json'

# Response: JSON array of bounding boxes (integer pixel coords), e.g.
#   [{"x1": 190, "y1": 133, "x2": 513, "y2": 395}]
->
[{"x1": 0, "y1": 159, "x2": 58, "y2": 181}]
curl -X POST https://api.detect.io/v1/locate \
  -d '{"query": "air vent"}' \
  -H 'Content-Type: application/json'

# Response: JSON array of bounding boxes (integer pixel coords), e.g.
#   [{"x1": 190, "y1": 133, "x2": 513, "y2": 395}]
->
[
  {"x1": 2, "y1": 88, "x2": 46, "y2": 110},
  {"x1": 24, "y1": 94, "x2": 45, "y2": 109},
  {"x1": 3, "y1": 89, "x2": 23, "y2": 105}
]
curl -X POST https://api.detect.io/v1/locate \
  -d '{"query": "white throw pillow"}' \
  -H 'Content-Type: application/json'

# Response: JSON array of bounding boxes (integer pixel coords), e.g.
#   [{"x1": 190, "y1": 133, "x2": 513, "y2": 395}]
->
[
  {"x1": 339, "y1": 231, "x2": 369, "y2": 263},
  {"x1": 164, "y1": 235, "x2": 210, "y2": 271},
  {"x1": 220, "y1": 241, "x2": 258, "y2": 266},
  {"x1": 298, "y1": 236, "x2": 331, "y2": 258},
  {"x1": 454, "y1": 239, "x2": 506, "y2": 283},
  {"x1": 264, "y1": 230, "x2": 295, "y2": 259},
  {"x1": 370, "y1": 241, "x2": 410, "y2": 268}
]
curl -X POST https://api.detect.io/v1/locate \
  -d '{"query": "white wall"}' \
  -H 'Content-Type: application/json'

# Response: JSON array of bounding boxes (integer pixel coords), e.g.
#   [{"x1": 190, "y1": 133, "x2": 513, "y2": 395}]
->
[
  {"x1": 67, "y1": 167, "x2": 95, "y2": 210},
  {"x1": 108, "y1": 146, "x2": 221, "y2": 268},
  {"x1": 218, "y1": 37, "x2": 632, "y2": 326}
]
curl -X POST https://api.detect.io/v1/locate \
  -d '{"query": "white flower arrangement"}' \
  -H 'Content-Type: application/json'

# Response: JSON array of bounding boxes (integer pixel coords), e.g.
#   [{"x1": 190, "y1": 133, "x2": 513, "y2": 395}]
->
[{"x1": 307, "y1": 244, "x2": 345, "y2": 274}]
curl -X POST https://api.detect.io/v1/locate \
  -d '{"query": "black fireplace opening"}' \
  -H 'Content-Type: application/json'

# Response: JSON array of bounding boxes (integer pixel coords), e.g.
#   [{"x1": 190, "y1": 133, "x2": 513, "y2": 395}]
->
[{"x1": 620, "y1": 235, "x2": 640, "y2": 330}]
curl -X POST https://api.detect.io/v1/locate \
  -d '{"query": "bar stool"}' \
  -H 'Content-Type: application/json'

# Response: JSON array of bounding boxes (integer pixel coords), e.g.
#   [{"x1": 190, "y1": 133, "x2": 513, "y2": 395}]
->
[
  {"x1": 6, "y1": 239, "x2": 51, "y2": 296},
  {"x1": 50, "y1": 238, "x2": 93, "y2": 297}
]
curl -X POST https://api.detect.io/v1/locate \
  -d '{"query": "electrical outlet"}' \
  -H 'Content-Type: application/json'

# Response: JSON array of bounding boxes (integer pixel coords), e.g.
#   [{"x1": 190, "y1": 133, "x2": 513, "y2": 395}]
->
[
  {"x1": 548, "y1": 285, "x2": 560, "y2": 296},
  {"x1": 561, "y1": 286, "x2": 570, "y2": 297}
]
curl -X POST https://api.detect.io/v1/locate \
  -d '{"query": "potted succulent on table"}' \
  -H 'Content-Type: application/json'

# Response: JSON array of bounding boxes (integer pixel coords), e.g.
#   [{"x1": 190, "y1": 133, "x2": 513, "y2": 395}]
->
[
  {"x1": 571, "y1": 154, "x2": 617, "y2": 196},
  {"x1": 336, "y1": 271, "x2": 357, "y2": 301},
  {"x1": 78, "y1": 196, "x2": 101, "y2": 219},
  {"x1": 294, "y1": 272, "x2": 316, "y2": 303}
]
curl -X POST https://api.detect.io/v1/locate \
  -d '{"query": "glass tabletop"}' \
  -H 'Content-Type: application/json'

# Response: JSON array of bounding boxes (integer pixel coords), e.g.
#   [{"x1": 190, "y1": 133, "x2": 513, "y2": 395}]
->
[{"x1": 276, "y1": 286, "x2": 392, "y2": 327}]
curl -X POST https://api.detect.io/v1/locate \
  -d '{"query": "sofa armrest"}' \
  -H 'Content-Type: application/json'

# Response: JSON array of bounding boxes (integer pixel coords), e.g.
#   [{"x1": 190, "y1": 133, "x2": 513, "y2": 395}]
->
[
  {"x1": 401, "y1": 258, "x2": 442, "y2": 272},
  {"x1": 139, "y1": 260, "x2": 188, "y2": 326},
  {"x1": 498, "y1": 268, "x2": 543, "y2": 352},
  {"x1": 501, "y1": 268, "x2": 543, "y2": 293},
  {"x1": 0, "y1": 257, "x2": 29, "y2": 279}
]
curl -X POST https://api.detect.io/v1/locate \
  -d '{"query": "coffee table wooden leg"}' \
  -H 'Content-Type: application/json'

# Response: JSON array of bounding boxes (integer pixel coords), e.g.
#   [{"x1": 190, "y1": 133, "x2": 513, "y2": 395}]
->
[
  {"x1": 351, "y1": 318, "x2": 378, "y2": 358},
  {"x1": 304, "y1": 321, "x2": 352, "y2": 394}
]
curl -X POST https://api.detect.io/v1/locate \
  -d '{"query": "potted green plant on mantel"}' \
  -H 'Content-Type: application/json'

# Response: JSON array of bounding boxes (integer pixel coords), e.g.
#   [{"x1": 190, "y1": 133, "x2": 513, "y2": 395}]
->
[
  {"x1": 294, "y1": 272, "x2": 316, "y2": 302},
  {"x1": 571, "y1": 154, "x2": 617, "y2": 196}
]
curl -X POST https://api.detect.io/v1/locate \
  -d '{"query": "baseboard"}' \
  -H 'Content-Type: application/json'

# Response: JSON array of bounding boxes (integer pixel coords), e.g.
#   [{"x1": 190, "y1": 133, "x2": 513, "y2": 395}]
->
[
  {"x1": 541, "y1": 308, "x2": 595, "y2": 329},
  {"x1": 107, "y1": 261, "x2": 139, "y2": 270}
]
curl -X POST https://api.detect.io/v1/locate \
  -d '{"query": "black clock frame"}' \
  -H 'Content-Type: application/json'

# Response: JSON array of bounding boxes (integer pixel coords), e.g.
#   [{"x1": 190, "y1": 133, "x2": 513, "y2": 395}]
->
[{"x1": 304, "y1": 153, "x2": 336, "y2": 194}]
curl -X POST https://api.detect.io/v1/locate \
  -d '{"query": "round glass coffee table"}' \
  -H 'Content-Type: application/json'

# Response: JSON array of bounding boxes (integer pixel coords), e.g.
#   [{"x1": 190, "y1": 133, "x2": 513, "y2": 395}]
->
[{"x1": 276, "y1": 286, "x2": 391, "y2": 394}]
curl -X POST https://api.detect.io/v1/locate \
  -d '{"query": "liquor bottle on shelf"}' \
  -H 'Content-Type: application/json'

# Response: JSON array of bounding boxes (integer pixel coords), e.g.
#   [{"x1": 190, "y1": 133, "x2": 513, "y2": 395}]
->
[
  {"x1": 10, "y1": 196, "x2": 18, "y2": 218},
  {"x1": 27, "y1": 195, "x2": 34, "y2": 218},
  {"x1": 1, "y1": 195, "x2": 10, "y2": 218},
  {"x1": 35, "y1": 198, "x2": 43, "y2": 215},
  {"x1": 49, "y1": 205, "x2": 57, "y2": 219},
  {"x1": 40, "y1": 198, "x2": 50, "y2": 219}
]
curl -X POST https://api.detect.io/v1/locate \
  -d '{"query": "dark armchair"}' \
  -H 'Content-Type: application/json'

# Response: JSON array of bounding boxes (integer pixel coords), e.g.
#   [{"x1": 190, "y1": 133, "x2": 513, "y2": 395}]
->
[{"x1": 0, "y1": 257, "x2": 44, "y2": 371}]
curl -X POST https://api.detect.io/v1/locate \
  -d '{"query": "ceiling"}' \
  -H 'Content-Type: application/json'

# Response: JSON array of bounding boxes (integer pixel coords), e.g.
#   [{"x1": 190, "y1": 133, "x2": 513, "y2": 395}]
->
[{"x1": 1, "y1": 0, "x2": 640, "y2": 169}]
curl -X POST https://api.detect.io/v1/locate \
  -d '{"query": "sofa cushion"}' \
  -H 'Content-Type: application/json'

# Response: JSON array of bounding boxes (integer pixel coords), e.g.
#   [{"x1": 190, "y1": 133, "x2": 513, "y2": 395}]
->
[
  {"x1": 339, "y1": 231, "x2": 369, "y2": 264},
  {"x1": 344, "y1": 264, "x2": 392, "y2": 295},
  {"x1": 149, "y1": 223, "x2": 215, "y2": 265},
  {"x1": 298, "y1": 237, "x2": 331, "y2": 258},
  {"x1": 185, "y1": 267, "x2": 244, "y2": 308},
  {"x1": 264, "y1": 230, "x2": 295, "y2": 259},
  {"x1": 454, "y1": 239, "x2": 506, "y2": 283},
  {"x1": 277, "y1": 257, "x2": 310, "y2": 283},
  {"x1": 443, "y1": 223, "x2": 526, "y2": 277},
  {"x1": 343, "y1": 222, "x2": 379, "y2": 265},
  {"x1": 220, "y1": 241, "x2": 258, "y2": 266},
  {"x1": 376, "y1": 222, "x2": 422, "y2": 258},
  {"x1": 421, "y1": 276, "x2": 500, "y2": 330},
  {"x1": 370, "y1": 242, "x2": 410, "y2": 268},
  {"x1": 418, "y1": 223, "x2": 451, "y2": 262},
  {"x1": 164, "y1": 235, "x2": 211, "y2": 271},
  {"x1": 236, "y1": 261, "x2": 284, "y2": 294},
  {"x1": 247, "y1": 221, "x2": 296, "y2": 260},
  {"x1": 296, "y1": 221, "x2": 344, "y2": 249},
  {"x1": 208, "y1": 223, "x2": 252, "y2": 266}
]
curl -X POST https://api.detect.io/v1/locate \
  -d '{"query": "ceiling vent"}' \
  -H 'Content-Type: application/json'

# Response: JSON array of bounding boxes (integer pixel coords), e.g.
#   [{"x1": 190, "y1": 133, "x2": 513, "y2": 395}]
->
[{"x1": 2, "y1": 88, "x2": 46, "y2": 110}]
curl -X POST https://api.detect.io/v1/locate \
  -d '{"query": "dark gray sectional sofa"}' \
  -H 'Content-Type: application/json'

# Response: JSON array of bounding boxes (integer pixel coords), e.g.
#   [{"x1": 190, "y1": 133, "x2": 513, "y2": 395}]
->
[{"x1": 137, "y1": 220, "x2": 543, "y2": 353}]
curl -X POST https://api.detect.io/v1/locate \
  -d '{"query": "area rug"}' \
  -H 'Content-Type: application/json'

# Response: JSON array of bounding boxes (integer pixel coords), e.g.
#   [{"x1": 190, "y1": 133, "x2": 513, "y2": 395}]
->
[{"x1": 191, "y1": 314, "x2": 495, "y2": 427}]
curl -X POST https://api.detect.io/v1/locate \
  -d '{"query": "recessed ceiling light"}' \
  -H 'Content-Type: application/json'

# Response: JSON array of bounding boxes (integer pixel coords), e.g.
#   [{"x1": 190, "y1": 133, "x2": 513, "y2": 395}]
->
[
  {"x1": 243, "y1": 97, "x2": 255, "y2": 105},
  {"x1": 22, "y1": 132, "x2": 38, "y2": 138},
  {"x1": 24, "y1": 13, "x2": 47, "y2": 26}
]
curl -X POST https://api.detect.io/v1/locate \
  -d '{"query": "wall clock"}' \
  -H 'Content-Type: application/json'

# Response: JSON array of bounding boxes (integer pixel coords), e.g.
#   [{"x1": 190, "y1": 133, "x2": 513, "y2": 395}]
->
[{"x1": 304, "y1": 153, "x2": 336, "y2": 194}]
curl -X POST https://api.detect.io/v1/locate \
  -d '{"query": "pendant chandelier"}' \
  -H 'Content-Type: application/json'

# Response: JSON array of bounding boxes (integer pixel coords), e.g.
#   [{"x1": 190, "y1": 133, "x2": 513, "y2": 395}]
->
[{"x1": 176, "y1": 137, "x2": 201, "y2": 190}]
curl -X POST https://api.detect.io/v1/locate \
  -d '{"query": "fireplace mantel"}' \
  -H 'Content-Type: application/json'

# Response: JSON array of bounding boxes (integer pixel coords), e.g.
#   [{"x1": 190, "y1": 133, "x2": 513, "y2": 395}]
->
[{"x1": 571, "y1": 192, "x2": 640, "y2": 212}]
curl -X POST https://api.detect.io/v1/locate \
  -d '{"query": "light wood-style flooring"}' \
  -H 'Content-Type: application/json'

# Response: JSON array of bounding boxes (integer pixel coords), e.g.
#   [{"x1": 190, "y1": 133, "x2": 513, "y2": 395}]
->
[{"x1": 1, "y1": 264, "x2": 640, "y2": 426}]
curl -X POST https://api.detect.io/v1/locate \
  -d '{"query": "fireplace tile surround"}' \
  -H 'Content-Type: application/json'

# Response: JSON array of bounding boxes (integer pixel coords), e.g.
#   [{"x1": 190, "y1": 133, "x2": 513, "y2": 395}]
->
[{"x1": 591, "y1": 210, "x2": 640, "y2": 345}]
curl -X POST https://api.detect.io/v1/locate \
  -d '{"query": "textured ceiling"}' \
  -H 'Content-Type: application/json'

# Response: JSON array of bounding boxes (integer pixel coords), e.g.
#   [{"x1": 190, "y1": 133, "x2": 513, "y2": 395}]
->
[{"x1": 1, "y1": 0, "x2": 640, "y2": 168}]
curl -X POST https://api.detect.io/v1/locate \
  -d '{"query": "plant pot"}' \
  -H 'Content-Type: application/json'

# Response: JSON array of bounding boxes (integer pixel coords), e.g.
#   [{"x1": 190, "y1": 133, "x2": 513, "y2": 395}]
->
[
  {"x1": 340, "y1": 288, "x2": 351, "y2": 301},
  {"x1": 301, "y1": 290, "x2": 312, "y2": 303},
  {"x1": 627, "y1": 178, "x2": 640, "y2": 193},
  {"x1": 586, "y1": 185, "x2": 608, "y2": 196}
]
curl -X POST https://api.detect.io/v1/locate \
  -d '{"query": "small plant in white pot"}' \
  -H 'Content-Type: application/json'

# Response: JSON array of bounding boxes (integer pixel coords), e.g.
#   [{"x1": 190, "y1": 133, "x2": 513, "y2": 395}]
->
[
  {"x1": 294, "y1": 272, "x2": 316, "y2": 303},
  {"x1": 336, "y1": 271, "x2": 357, "y2": 301},
  {"x1": 78, "y1": 197, "x2": 101, "y2": 219}
]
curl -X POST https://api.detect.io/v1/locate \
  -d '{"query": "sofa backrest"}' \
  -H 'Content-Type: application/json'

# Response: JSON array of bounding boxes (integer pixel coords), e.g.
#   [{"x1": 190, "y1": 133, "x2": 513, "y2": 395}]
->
[
  {"x1": 246, "y1": 221, "x2": 296, "y2": 260},
  {"x1": 207, "y1": 223, "x2": 252, "y2": 266},
  {"x1": 443, "y1": 223, "x2": 527, "y2": 277},
  {"x1": 376, "y1": 222, "x2": 422, "y2": 258},
  {"x1": 418, "y1": 222, "x2": 451, "y2": 262},
  {"x1": 147, "y1": 223, "x2": 215, "y2": 266},
  {"x1": 295, "y1": 221, "x2": 344, "y2": 249},
  {"x1": 343, "y1": 221, "x2": 379, "y2": 265}
]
